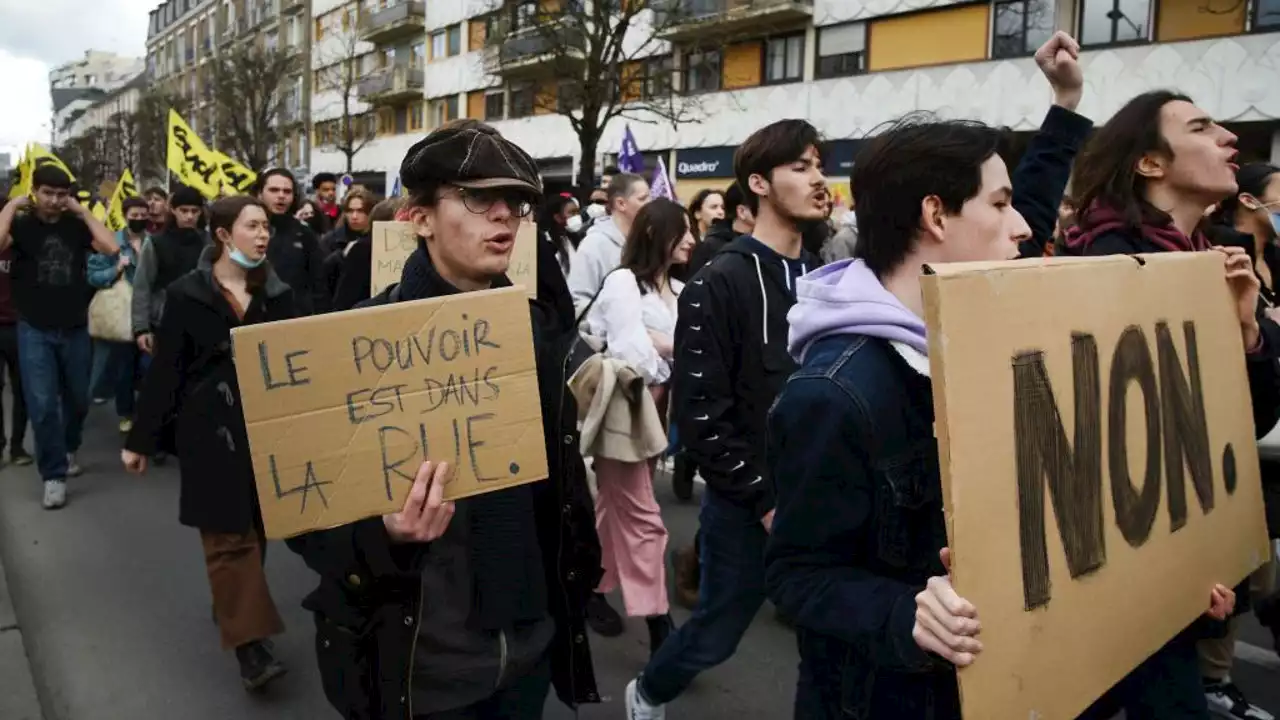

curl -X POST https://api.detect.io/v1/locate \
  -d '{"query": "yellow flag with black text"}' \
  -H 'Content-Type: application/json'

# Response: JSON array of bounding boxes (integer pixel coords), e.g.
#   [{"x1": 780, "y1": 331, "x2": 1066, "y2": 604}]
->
[
  {"x1": 105, "y1": 169, "x2": 139, "y2": 232},
  {"x1": 9, "y1": 145, "x2": 76, "y2": 199},
  {"x1": 166, "y1": 110, "x2": 223, "y2": 199},
  {"x1": 213, "y1": 151, "x2": 257, "y2": 195}
]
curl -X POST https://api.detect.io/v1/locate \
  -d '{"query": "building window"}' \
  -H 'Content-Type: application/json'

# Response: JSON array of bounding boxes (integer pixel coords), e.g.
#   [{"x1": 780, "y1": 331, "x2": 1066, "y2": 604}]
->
[
  {"x1": 1256, "y1": 0, "x2": 1280, "y2": 29},
  {"x1": 430, "y1": 30, "x2": 446, "y2": 59},
  {"x1": 685, "y1": 50, "x2": 721, "y2": 94},
  {"x1": 764, "y1": 34, "x2": 804, "y2": 84},
  {"x1": 993, "y1": 0, "x2": 1055, "y2": 58},
  {"x1": 410, "y1": 101, "x2": 425, "y2": 130},
  {"x1": 816, "y1": 23, "x2": 866, "y2": 78},
  {"x1": 642, "y1": 55, "x2": 673, "y2": 99},
  {"x1": 412, "y1": 42, "x2": 426, "y2": 67},
  {"x1": 447, "y1": 25, "x2": 462, "y2": 56},
  {"x1": 513, "y1": 0, "x2": 538, "y2": 31},
  {"x1": 1080, "y1": 0, "x2": 1151, "y2": 45},
  {"x1": 430, "y1": 96, "x2": 459, "y2": 126},
  {"x1": 485, "y1": 90, "x2": 505, "y2": 120},
  {"x1": 382, "y1": 47, "x2": 395, "y2": 67},
  {"x1": 509, "y1": 83, "x2": 534, "y2": 118}
]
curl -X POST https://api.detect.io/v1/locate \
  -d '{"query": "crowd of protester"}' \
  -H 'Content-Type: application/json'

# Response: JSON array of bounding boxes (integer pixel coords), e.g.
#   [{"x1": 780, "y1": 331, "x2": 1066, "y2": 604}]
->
[{"x1": 4, "y1": 27, "x2": 1280, "y2": 720}]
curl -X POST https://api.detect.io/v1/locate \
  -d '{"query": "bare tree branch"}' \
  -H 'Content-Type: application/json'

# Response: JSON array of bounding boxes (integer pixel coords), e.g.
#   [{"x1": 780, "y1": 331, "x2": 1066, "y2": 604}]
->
[
  {"x1": 312, "y1": 27, "x2": 377, "y2": 174},
  {"x1": 211, "y1": 40, "x2": 301, "y2": 170},
  {"x1": 131, "y1": 87, "x2": 188, "y2": 187},
  {"x1": 479, "y1": 0, "x2": 710, "y2": 193}
]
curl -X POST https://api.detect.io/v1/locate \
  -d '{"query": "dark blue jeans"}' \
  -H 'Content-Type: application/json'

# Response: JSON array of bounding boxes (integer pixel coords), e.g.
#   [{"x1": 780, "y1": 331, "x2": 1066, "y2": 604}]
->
[
  {"x1": 92, "y1": 340, "x2": 140, "y2": 417},
  {"x1": 17, "y1": 322, "x2": 91, "y2": 481},
  {"x1": 639, "y1": 489, "x2": 768, "y2": 705}
]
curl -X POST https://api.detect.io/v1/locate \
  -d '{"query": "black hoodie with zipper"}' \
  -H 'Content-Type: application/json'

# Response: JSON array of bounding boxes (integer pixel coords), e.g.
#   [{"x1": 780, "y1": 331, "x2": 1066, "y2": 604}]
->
[
  {"x1": 267, "y1": 213, "x2": 329, "y2": 316},
  {"x1": 672, "y1": 235, "x2": 819, "y2": 518}
]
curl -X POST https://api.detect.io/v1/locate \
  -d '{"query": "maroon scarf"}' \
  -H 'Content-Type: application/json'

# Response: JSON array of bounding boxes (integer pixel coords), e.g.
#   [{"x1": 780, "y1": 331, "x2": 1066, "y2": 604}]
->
[{"x1": 1064, "y1": 203, "x2": 1210, "y2": 253}]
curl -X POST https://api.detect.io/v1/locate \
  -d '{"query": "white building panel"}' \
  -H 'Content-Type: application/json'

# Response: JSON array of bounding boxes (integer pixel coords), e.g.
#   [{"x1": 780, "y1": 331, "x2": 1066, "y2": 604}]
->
[{"x1": 312, "y1": 32, "x2": 1280, "y2": 175}]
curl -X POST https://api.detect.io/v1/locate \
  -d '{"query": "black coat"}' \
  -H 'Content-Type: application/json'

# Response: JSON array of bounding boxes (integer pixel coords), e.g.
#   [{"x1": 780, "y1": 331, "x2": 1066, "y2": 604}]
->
[
  {"x1": 268, "y1": 214, "x2": 329, "y2": 315},
  {"x1": 285, "y1": 272, "x2": 602, "y2": 719},
  {"x1": 126, "y1": 250, "x2": 298, "y2": 534}
]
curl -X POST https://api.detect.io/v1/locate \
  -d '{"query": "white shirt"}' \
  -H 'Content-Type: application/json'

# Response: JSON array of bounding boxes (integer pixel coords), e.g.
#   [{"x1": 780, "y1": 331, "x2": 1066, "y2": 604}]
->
[{"x1": 586, "y1": 268, "x2": 682, "y2": 385}]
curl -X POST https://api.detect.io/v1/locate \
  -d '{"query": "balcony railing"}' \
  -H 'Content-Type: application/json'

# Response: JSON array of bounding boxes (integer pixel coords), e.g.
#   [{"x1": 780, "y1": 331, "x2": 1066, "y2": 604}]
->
[
  {"x1": 488, "y1": 19, "x2": 587, "y2": 77},
  {"x1": 652, "y1": 0, "x2": 813, "y2": 41},
  {"x1": 357, "y1": 65, "x2": 425, "y2": 103},
  {"x1": 281, "y1": 0, "x2": 305, "y2": 13},
  {"x1": 361, "y1": 1, "x2": 426, "y2": 45}
]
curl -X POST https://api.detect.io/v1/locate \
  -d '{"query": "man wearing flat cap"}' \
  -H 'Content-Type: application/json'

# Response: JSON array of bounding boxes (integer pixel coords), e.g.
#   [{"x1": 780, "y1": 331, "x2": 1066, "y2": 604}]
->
[{"x1": 288, "y1": 119, "x2": 602, "y2": 720}]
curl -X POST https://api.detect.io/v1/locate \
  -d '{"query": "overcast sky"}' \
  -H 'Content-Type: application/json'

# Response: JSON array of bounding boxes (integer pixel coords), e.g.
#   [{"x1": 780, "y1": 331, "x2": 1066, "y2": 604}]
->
[{"x1": 0, "y1": 0, "x2": 155, "y2": 164}]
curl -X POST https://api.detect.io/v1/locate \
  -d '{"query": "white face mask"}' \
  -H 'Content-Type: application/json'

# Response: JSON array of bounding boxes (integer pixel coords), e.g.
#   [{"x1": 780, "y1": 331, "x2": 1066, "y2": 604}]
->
[
  {"x1": 566, "y1": 214, "x2": 584, "y2": 233},
  {"x1": 585, "y1": 203, "x2": 607, "y2": 220}
]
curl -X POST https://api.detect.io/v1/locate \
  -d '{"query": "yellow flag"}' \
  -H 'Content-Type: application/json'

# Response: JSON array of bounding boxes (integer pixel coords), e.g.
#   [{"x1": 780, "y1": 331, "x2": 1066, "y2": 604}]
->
[
  {"x1": 105, "y1": 169, "x2": 139, "y2": 232},
  {"x1": 90, "y1": 201, "x2": 108, "y2": 223},
  {"x1": 166, "y1": 109, "x2": 223, "y2": 199},
  {"x1": 212, "y1": 151, "x2": 258, "y2": 195},
  {"x1": 9, "y1": 145, "x2": 76, "y2": 199}
]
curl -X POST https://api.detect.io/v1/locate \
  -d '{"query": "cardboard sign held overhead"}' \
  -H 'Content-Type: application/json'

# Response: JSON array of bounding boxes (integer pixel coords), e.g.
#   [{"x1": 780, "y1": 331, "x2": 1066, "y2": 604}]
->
[
  {"x1": 370, "y1": 221, "x2": 418, "y2": 297},
  {"x1": 368, "y1": 221, "x2": 538, "y2": 299},
  {"x1": 231, "y1": 286, "x2": 548, "y2": 539},
  {"x1": 922, "y1": 252, "x2": 1268, "y2": 720}
]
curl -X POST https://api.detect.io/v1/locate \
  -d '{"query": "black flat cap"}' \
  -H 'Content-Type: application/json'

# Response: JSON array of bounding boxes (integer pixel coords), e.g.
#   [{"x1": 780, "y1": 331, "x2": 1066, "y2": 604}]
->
[{"x1": 400, "y1": 119, "x2": 542, "y2": 197}]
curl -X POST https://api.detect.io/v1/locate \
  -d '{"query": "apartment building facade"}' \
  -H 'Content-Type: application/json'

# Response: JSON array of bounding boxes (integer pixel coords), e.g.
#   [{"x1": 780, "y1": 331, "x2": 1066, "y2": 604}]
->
[
  {"x1": 146, "y1": 0, "x2": 313, "y2": 174},
  {"x1": 49, "y1": 50, "x2": 146, "y2": 147},
  {"x1": 308, "y1": 0, "x2": 1280, "y2": 198}
]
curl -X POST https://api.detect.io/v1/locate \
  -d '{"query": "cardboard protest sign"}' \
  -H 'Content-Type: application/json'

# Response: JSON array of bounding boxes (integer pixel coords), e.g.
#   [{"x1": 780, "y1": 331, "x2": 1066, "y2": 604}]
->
[
  {"x1": 369, "y1": 220, "x2": 539, "y2": 299},
  {"x1": 370, "y1": 221, "x2": 418, "y2": 296},
  {"x1": 509, "y1": 221, "x2": 538, "y2": 299},
  {"x1": 231, "y1": 286, "x2": 548, "y2": 539},
  {"x1": 922, "y1": 252, "x2": 1268, "y2": 719}
]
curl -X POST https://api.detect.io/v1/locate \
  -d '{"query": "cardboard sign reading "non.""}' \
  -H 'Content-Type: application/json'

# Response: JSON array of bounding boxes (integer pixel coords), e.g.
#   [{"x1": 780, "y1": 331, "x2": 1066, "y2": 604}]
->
[
  {"x1": 368, "y1": 221, "x2": 538, "y2": 299},
  {"x1": 922, "y1": 252, "x2": 1268, "y2": 719},
  {"x1": 231, "y1": 286, "x2": 548, "y2": 539}
]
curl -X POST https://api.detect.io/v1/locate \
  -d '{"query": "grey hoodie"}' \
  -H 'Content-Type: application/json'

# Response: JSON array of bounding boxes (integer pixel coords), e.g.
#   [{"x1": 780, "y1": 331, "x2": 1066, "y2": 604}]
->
[{"x1": 566, "y1": 216, "x2": 626, "y2": 314}]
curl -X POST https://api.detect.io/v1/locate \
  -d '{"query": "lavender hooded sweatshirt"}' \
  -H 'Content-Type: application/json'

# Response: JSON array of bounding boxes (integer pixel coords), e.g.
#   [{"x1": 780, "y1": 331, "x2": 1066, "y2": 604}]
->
[{"x1": 786, "y1": 259, "x2": 929, "y2": 362}]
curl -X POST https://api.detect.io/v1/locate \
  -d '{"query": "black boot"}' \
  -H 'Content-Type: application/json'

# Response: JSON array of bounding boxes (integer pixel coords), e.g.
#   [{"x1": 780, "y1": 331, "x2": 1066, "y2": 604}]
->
[
  {"x1": 646, "y1": 614, "x2": 675, "y2": 657},
  {"x1": 672, "y1": 455, "x2": 695, "y2": 501},
  {"x1": 585, "y1": 592, "x2": 624, "y2": 637},
  {"x1": 235, "y1": 640, "x2": 286, "y2": 692}
]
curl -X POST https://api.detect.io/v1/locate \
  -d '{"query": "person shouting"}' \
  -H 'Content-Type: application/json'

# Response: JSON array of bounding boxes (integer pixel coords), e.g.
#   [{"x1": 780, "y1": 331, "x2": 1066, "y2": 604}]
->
[
  {"x1": 257, "y1": 168, "x2": 329, "y2": 315},
  {"x1": 287, "y1": 119, "x2": 602, "y2": 720}
]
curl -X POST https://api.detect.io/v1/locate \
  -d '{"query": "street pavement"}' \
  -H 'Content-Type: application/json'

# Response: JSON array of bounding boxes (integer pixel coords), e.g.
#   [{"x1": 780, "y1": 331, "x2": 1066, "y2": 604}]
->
[{"x1": 0, "y1": 404, "x2": 1278, "y2": 719}]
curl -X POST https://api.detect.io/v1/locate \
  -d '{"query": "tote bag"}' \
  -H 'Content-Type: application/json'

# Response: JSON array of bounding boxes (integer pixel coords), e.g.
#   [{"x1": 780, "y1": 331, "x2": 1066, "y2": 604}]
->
[{"x1": 88, "y1": 277, "x2": 134, "y2": 343}]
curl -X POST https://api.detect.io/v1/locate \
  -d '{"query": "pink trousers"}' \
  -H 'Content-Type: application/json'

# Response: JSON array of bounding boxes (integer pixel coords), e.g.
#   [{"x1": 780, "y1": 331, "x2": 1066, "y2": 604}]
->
[{"x1": 593, "y1": 455, "x2": 670, "y2": 617}]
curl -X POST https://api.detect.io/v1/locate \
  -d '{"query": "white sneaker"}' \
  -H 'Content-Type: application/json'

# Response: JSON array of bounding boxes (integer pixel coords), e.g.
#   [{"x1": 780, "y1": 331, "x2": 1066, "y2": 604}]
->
[
  {"x1": 1205, "y1": 680, "x2": 1275, "y2": 720},
  {"x1": 66, "y1": 454, "x2": 82, "y2": 477},
  {"x1": 42, "y1": 480, "x2": 67, "y2": 510},
  {"x1": 625, "y1": 678, "x2": 665, "y2": 720}
]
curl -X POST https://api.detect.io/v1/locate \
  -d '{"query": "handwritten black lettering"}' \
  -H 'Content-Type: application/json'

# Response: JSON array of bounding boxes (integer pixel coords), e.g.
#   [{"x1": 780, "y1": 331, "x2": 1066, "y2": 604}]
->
[
  {"x1": 466, "y1": 413, "x2": 500, "y2": 482},
  {"x1": 1156, "y1": 321, "x2": 1213, "y2": 530},
  {"x1": 1108, "y1": 325, "x2": 1162, "y2": 548},
  {"x1": 1014, "y1": 321, "x2": 1228, "y2": 610},
  {"x1": 378, "y1": 425, "x2": 420, "y2": 500},
  {"x1": 346, "y1": 384, "x2": 407, "y2": 424},
  {"x1": 1013, "y1": 333, "x2": 1105, "y2": 611},
  {"x1": 259, "y1": 343, "x2": 311, "y2": 390},
  {"x1": 268, "y1": 454, "x2": 331, "y2": 513},
  {"x1": 171, "y1": 125, "x2": 218, "y2": 186},
  {"x1": 421, "y1": 366, "x2": 501, "y2": 413}
]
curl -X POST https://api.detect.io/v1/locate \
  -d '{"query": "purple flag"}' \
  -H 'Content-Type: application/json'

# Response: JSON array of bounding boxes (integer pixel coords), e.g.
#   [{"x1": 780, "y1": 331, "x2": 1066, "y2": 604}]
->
[
  {"x1": 651, "y1": 157, "x2": 675, "y2": 201},
  {"x1": 617, "y1": 125, "x2": 642, "y2": 175}
]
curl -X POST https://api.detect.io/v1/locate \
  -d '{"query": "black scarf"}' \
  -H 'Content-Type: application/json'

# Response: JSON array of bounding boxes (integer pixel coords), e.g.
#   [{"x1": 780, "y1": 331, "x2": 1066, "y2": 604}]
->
[{"x1": 398, "y1": 245, "x2": 548, "y2": 631}]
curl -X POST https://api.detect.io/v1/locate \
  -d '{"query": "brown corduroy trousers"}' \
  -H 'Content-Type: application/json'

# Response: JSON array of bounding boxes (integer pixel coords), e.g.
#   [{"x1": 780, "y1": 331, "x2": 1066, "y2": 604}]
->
[{"x1": 200, "y1": 527, "x2": 285, "y2": 650}]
